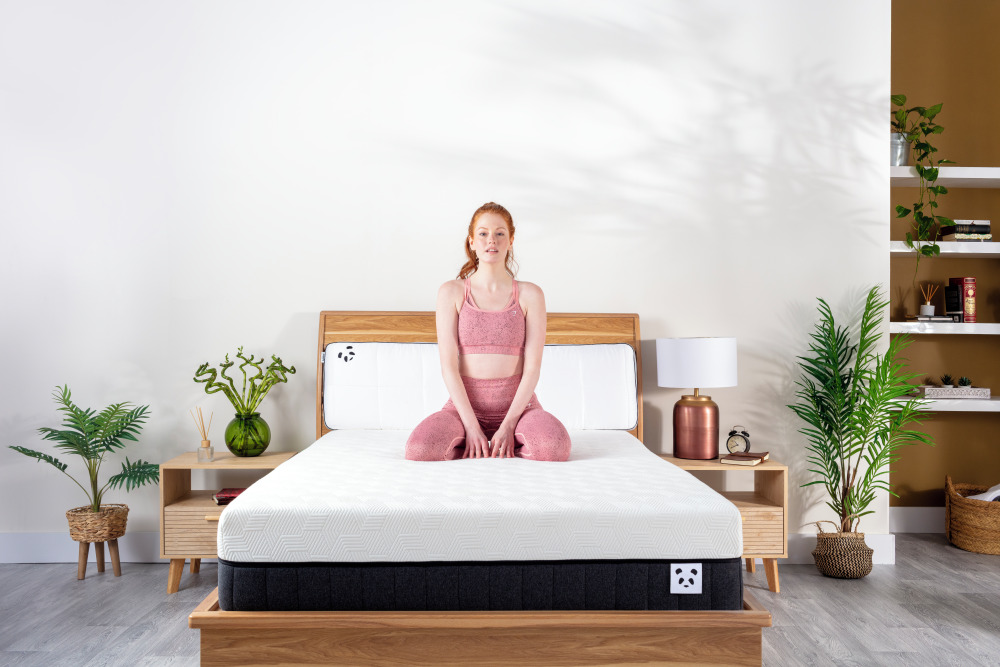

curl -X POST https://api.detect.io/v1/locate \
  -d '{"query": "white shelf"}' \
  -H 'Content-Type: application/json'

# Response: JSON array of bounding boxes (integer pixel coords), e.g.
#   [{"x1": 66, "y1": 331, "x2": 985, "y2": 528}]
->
[
  {"x1": 890, "y1": 322, "x2": 1000, "y2": 335},
  {"x1": 890, "y1": 241, "x2": 1000, "y2": 258},
  {"x1": 891, "y1": 165, "x2": 1000, "y2": 188},
  {"x1": 897, "y1": 397, "x2": 1000, "y2": 413}
]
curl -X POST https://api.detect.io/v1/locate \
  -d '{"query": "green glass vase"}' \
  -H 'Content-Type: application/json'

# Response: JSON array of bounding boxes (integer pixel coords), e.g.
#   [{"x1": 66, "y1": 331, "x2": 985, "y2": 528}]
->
[{"x1": 224, "y1": 413, "x2": 271, "y2": 457}]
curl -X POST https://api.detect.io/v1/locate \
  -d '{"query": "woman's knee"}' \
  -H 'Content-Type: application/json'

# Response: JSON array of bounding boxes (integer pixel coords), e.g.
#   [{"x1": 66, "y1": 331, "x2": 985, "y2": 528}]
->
[
  {"x1": 405, "y1": 411, "x2": 465, "y2": 461},
  {"x1": 514, "y1": 410, "x2": 571, "y2": 461}
]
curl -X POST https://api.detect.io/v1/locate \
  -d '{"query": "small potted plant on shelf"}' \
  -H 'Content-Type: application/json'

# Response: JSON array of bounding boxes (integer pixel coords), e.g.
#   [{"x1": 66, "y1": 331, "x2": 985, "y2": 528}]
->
[
  {"x1": 958, "y1": 376, "x2": 972, "y2": 387},
  {"x1": 891, "y1": 94, "x2": 956, "y2": 279},
  {"x1": 194, "y1": 347, "x2": 296, "y2": 457},
  {"x1": 789, "y1": 286, "x2": 932, "y2": 579},
  {"x1": 940, "y1": 374, "x2": 954, "y2": 388},
  {"x1": 8, "y1": 386, "x2": 159, "y2": 577}
]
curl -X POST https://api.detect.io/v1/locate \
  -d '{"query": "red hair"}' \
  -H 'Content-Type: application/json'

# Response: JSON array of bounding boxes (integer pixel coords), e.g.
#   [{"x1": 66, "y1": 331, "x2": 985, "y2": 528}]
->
[{"x1": 457, "y1": 202, "x2": 518, "y2": 279}]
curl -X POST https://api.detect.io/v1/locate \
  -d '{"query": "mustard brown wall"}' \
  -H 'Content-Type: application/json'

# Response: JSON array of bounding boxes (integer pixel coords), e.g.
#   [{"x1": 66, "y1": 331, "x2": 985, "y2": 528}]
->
[{"x1": 891, "y1": 0, "x2": 1000, "y2": 506}]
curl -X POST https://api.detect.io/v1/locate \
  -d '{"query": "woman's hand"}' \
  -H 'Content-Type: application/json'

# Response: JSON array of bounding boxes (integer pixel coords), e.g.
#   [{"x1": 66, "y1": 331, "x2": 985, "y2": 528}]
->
[
  {"x1": 490, "y1": 423, "x2": 516, "y2": 458},
  {"x1": 463, "y1": 423, "x2": 491, "y2": 459}
]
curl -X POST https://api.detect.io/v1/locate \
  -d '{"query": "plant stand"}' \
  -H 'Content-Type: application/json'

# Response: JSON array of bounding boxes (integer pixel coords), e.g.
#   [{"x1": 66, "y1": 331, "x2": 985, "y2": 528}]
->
[{"x1": 76, "y1": 538, "x2": 122, "y2": 580}]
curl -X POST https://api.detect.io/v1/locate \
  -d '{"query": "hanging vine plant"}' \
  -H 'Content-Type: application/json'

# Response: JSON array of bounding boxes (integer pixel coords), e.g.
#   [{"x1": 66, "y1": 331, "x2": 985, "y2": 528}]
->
[{"x1": 891, "y1": 94, "x2": 955, "y2": 278}]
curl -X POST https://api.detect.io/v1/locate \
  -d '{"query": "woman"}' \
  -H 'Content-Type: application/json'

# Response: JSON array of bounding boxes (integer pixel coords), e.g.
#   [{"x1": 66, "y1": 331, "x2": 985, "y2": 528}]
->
[{"x1": 405, "y1": 202, "x2": 571, "y2": 461}]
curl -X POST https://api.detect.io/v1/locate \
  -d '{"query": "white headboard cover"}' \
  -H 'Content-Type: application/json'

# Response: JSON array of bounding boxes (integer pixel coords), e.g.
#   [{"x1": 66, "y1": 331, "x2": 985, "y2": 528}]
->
[{"x1": 323, "y1": 343, "x2": 638, "y2": 431}]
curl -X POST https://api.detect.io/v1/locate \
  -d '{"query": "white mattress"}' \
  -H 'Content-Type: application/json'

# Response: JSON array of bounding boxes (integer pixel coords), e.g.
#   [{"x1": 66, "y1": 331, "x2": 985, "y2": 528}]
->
[{"x1": 217, "y1": 430, "x2": 743, "y2": 563}]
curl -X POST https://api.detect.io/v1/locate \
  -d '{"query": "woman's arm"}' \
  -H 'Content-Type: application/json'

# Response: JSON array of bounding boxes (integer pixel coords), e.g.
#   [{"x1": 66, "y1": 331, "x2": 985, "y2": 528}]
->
[
  {"x1": 436, "y1": 281, "x2": 491, "y2": 458},
  {"x1": 491, "y1": 282, "x2": 546, "y2": 458}
]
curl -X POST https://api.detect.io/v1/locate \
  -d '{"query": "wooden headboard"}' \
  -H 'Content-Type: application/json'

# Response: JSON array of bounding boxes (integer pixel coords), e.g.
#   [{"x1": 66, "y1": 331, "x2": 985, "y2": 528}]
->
[{"x1": 316, "y1": 311, "x2": 643, "y2": 442}]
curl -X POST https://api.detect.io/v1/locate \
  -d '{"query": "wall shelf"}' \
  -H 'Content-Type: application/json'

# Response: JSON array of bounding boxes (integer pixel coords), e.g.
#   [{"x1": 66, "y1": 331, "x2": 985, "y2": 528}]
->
[
  {"x1": 890, "y1": 241, "x2": 1000, "y2": 258},
  {"x1": 890, "y1": 322, "x2": 1000, "y2": 335},
  {"x1": 896, "y1": 397, "x2": 1000, "y2": 413},
  {"x1": 891, "y1": 165, "x2": 1000, "y2": 188}
]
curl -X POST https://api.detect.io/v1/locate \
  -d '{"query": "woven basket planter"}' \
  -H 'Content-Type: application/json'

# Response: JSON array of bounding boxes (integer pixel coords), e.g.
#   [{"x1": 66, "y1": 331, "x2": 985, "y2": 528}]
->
[
  {"x1": 812, "y1": 532, "x2": 873, "y2": 579},
  {"x1": 946, "y1": 476, "x2": 1000, "y2": 555},
  {"x1": 66, "y1": 504, "x2": 129, "y2": 543}
]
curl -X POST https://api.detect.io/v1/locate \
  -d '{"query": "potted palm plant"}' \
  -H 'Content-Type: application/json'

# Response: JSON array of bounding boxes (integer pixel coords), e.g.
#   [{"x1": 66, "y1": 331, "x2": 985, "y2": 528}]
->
[
  {"x1": 789, "y1": 286, "x2": 932, "y2": 578},
  {"x1": 194, "y1": 347, "x2": 296, "y2": 457},
  {"x1": 9, "y1": 386, "x2": 159, "y2": 570}
]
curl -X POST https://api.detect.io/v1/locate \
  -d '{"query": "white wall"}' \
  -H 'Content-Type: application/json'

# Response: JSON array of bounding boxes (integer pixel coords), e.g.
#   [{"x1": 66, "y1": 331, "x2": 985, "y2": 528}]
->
[{"x1": 0, "y1": 0, "x2": 891, "y2": 561}]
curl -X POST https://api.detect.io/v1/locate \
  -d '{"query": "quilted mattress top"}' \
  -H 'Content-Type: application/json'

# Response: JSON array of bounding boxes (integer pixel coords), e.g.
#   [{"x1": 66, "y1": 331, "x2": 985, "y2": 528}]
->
[{"x1": 217, "y1": 430, "x2": 743, "y2": 563}]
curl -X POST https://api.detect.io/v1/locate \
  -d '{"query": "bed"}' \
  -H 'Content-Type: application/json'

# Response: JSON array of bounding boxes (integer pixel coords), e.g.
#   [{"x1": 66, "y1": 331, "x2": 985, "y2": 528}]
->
[{"x1": 189, "y1": 311, "x2": 771, "y2": 666}]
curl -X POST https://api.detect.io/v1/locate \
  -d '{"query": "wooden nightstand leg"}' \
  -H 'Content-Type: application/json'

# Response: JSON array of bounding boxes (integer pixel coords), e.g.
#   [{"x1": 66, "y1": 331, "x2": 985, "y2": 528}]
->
[
  {"x1": 745, "y1": 558, "x2": 756, "y2": 573},
  {"x1": 108, "y1": 539, "x2": 122, "y2": 576},
  {"x1": 95, "y1": 542, "x2": 105, "y2": 572},
  {"x1": 167, "y1": 558, "x2": 185, "y2": 594},
  {"x1": 190, "y1": 558, "x2": 201, "y2": 574},
  {"x1": 77, "y1": 542, "x2": 89, "y2": 580},
  {"x1": 763, "y1": 558, "x2": 780, "y2": 593}
]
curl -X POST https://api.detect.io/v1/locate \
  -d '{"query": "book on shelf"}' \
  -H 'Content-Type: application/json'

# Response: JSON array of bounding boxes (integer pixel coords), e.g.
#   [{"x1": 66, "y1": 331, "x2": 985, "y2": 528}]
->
[
  {"x1": 949, "y1": 277, "x2": 977, "y2": 323},
  {"x1": 905, "y1": 314, "x2": 958, "y2": 322},
  {"x1": 939, "y1": 220, "x2": 991, "y2": 235},
  {"x1": 944, "y1": 284, "x2": 964, "y2": 322},
  {"x1": 941, "y1": 233, "x2": 992, "y2": 241},
  {"x1": 213, "y1": 487, "x2": 247, "y2": 505},
  {"x1": 720, "y1": 451, "x2": 769, "y2": 466}
]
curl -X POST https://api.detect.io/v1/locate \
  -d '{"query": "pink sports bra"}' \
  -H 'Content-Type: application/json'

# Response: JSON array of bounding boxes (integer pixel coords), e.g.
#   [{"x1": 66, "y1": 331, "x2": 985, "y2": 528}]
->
[{"x1": 457, "y1": 278, "x2": 526, "y2": 356}]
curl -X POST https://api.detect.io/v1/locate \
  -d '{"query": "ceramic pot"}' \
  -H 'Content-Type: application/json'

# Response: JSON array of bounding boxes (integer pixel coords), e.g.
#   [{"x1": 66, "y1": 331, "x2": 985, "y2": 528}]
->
[{"x1": 224, "y1": 412, "x2": 271, "y2": 457}]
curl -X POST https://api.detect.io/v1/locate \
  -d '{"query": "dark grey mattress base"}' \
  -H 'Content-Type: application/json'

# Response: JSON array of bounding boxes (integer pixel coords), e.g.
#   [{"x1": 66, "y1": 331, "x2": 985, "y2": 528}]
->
[{"x1": 218, "y1": 557, "x2": 743, "y2": 611}]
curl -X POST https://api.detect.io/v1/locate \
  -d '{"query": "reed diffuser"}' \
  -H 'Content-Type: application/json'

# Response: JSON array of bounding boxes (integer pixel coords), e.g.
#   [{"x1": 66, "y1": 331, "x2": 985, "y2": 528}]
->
[
  {"x1": 191, "y1": 407, "x2": 214, "y2": 462},
  {"x1": 920, "y1": 282, "x2": 939, "y2": 316}
]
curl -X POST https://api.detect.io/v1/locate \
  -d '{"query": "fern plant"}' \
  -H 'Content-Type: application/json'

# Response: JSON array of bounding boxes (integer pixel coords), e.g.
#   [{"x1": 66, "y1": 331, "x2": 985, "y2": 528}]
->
[
  {"x1": 9, "y1": 386, "x2": 159, "y2": 512},
  {"x1": 789, "y1": 286, "x2": 932, "y2": 533}
]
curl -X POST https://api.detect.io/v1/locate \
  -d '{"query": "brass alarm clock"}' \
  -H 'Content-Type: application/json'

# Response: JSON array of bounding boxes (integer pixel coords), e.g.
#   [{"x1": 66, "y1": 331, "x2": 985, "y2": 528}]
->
[{"x1": 726, "y1": 426, "x2": 751, "y2": 453}]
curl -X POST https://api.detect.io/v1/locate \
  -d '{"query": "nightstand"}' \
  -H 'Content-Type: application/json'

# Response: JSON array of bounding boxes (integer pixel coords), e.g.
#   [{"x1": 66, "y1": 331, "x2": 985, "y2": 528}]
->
[
  {"x1": 660, "y1": 454, "x2": 788, "y2": 593},
  {"x1": 159, "y1": 451, "x2": 295, "y2": 594}
]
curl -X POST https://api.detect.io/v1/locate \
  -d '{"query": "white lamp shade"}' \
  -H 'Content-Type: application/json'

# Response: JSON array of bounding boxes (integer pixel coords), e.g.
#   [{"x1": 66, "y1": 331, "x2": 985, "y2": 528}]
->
[{"x1": 656, "y1": 337, "x2": 737, "y2": 389}]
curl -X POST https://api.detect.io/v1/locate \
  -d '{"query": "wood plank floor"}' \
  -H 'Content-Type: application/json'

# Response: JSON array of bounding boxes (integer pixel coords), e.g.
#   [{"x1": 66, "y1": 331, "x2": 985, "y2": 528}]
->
[{"x1": 1, "y1": 534, "x2": 997, "y2": 666}]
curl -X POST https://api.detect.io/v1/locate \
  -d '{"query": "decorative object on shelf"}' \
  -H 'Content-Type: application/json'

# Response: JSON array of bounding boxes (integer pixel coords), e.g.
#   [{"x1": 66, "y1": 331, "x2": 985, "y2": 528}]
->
[
  {"x1": 811, "y1": 525, "x2": 873, "y2": 579},
  {"x1": 890, "y1": 132, "x2": 909, "y2": 166},
  {"x1": 191, "y1": 407, "x2": 214, "y2": 463},
  {"x1": 945, "y1": 476, "x2": 1000, "y2": 555},
  {"x1": 9, "y1": 386, "x2": 159, "y2": 579},
  {"x1": 725, "y1": 425, "x2": 750, "y2": 453},
  {"x1": 917, "y1": 385, "x2": 990, "y2": 399},
  {"x1": 958, "y1": 376, "x2": 972, "y2": 387},
  {"x1": 789, "y1": 286, "x2": 931, "y2": 579},
  {"x1": 891, "y1": 94, "x2": 955, "y2": 275},
  {"x1": 940, "y1": 374, "x2": 954, "y2": 388},
  {"x1": 194, "y1": 347, "x2": 296, "y2": 457},
  {"x1": 212, "y1": 487, "x2": 247, "y2": 506},
  {"x1": 948, "y1": 277, "x2": 977, "y2": 323},
  {"x1": 940, "y1": 220, "x2": 991, "y2": 242},
  {"x1": 656, "y1": 337, "x2": 737, "y2": 460},
  {"x1": 918, "y1": 282, "x2": 939, "y2": 316}
]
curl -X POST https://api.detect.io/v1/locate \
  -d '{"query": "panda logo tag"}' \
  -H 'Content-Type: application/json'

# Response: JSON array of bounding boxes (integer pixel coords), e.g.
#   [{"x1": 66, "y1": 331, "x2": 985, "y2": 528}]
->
[{"x1": 670, "y1": 563, "x2": 703, "y2": 594}]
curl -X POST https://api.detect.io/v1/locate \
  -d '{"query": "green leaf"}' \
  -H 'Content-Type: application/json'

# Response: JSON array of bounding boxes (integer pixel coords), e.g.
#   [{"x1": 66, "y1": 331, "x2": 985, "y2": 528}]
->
[
  {"x1": 935, "y1": 216, "x2": 954, "y2": 226},
  {"x1": 8, "y1": 446, "x2": 68, "y2": 472},
  {"x1": 891, "y1": 94, "x2": 906, "y2": 106},
  {"x1": 924, "y1": 103, "x2": 943, "y2": 119},
  {"x1": 107, "y1": 458, "x2": 160, "y2": 492},
  {"x1": 896, "y1": 205, "x2": 912, "y2": 218}
]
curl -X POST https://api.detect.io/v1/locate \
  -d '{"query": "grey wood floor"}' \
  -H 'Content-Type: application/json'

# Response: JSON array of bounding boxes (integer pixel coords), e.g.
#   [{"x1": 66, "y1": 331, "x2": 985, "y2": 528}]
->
[{"x1": 1, "y1": 534, "x2": 998, "y2": 666}]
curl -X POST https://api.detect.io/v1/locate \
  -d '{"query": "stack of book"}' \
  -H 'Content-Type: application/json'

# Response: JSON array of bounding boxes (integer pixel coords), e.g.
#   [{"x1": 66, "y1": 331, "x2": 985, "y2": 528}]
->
[
  {"x1": 905, "y1": 314, "x2": 959, "y2": 323},
  {"x1": 720, "y1": 451, "x2": 770, "y2": 466},
  {"x1": 940, "y1": 220, "x2": 991, "y2": 241},
  {"x1": 213, "y1": 488, "x2": 246, "y2": 505},
  {"x1": 948, "y1": 277, "x2": 977, "y2": 323}
]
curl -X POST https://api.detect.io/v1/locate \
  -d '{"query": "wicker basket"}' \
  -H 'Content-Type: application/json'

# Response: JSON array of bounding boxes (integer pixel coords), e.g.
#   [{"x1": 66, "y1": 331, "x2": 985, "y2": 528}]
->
[
  {"x1": 66, "y1": 504, "x2": 129, "y2": 543},
  {"x1": 945, "y1": 476, "x2": 1000, "y2": 555},
  {"x1": 812, "y1": 532, "x2": 873, "y2": 579}
]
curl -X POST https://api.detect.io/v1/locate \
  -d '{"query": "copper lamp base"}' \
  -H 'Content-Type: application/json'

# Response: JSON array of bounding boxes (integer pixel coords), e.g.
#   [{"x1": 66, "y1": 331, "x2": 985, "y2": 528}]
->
[{"x1": 673, "y1": 393, "x2": 719, "y2": 460}]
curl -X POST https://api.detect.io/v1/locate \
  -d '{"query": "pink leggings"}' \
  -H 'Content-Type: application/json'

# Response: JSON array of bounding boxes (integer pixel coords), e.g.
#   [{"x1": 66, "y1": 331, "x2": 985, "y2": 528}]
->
[{"x1": 405, "y1": 375, "x2": 571, "y2": 461}]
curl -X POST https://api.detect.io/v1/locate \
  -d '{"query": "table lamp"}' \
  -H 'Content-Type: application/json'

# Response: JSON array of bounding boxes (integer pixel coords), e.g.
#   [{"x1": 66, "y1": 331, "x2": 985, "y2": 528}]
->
[{"x1": 656, "y1": 337, "x2": 737, "y2": 460}]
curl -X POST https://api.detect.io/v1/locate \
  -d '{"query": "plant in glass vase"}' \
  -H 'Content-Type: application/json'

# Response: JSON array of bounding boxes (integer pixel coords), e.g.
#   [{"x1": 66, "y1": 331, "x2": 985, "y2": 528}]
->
[{"x1": 194, "y1": 347, "x2": 296, "y2": 457}]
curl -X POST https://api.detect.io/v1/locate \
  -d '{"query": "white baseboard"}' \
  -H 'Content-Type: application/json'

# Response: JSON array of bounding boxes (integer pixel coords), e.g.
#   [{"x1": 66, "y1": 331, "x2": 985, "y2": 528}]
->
[
  {"x1": 0, "y1": 531, "x2": 214, "y2": 563},
  {"x1": 889, "y1": 507, "x2": 946, "y2": 533}
]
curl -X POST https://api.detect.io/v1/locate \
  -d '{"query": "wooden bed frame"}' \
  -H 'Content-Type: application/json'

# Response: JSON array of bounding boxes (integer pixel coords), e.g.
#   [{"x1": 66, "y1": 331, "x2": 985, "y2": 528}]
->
[{"x1": 189, "y1": 311, "x2": 771, "y2": 666}]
